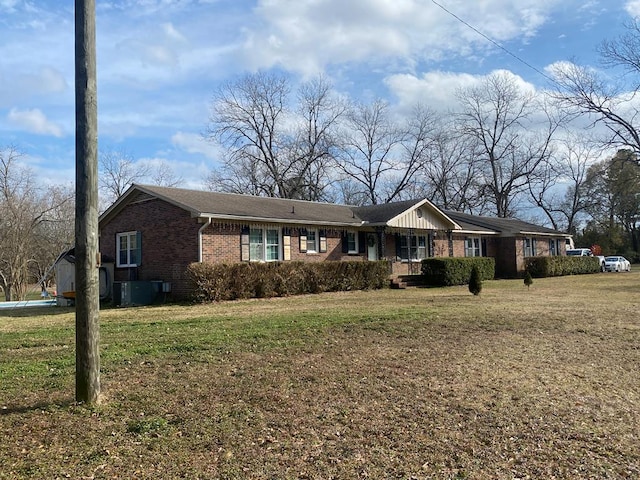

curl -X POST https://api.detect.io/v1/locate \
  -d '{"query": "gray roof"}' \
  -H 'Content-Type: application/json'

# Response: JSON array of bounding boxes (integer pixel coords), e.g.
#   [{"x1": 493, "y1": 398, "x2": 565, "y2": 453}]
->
[
  {"x1": 352, "y1": 199, "x2": 421, "y2": 223},
  {"x1": 102, "y1": 184, "x2": 363, "y2": 227},
  {"x1": 443, "y1": 210, "x2": 565, "y2": 236},
  {"x1": 99, "y1": 184, "x2": 567, "y2": 237}
]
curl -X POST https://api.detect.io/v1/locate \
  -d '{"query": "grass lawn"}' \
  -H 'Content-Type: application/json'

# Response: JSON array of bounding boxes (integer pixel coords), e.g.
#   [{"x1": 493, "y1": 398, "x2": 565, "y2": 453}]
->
[{"x1": 1, "y1": 271, "x2": 639, "y2": 479}]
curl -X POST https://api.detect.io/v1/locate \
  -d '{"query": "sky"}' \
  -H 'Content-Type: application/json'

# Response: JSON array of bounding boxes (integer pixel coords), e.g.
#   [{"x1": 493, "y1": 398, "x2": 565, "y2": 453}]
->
[{"x1": 1, "y1": 0, "x2": 639, "y2": 191}]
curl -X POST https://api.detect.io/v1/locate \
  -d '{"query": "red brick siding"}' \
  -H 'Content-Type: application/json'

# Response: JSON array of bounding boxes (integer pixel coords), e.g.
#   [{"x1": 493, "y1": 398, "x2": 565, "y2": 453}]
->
[
  {"x1": 201, "y1": 224, "x2": 242, "y2": 263},
  {"x1": 200, "y1": 225, "x2": 367, "y2": 263},
  {"x1": 100, "y1": 199, "x2": 201, "y2": 298},
  {"x1": 450, "y1": 234, "x2": 466, "y2": 258}
]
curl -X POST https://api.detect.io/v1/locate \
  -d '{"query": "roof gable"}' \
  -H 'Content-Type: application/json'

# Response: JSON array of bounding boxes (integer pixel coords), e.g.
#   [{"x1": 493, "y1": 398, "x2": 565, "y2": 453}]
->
[{"x1": 353, "y1": 199, "x2": 460, "y2": 230}]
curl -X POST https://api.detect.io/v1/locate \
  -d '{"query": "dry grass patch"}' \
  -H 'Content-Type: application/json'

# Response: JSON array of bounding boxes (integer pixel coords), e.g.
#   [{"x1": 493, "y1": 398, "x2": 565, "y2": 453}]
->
[{"x1": 1, "y1": 272, "x2": 639, "y2": 479}]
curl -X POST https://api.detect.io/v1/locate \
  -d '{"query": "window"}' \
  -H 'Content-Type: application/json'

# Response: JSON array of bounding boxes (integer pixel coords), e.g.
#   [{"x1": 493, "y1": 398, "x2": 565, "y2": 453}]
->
[
  {"x1": 524, "y1": 237, "x2": 537, "y2": 257},
  {"x1": 549, "y1": 239, "x2": 557, "y2": 256},
  {"x1": 247, "y1": 228, "x2": 281, "y2": 262},
  {"x1": 400, "y1": 235, "x2": 428, "y2": 261},
  {"x1": 465, "y1": 237, "x2": 482, "y2": 257},
  {"x1": 346, "y1": 231, "x2": 358, "y2": 254},
  {"x1": 116, "y1": 231, "x2": 140, "y2": 267},
  {"x1": 266, "y1": 229, "x2": 280, "y2": 261},
  {"x1": 306, "y1": 229, "x2": 318, "y2": 253}
]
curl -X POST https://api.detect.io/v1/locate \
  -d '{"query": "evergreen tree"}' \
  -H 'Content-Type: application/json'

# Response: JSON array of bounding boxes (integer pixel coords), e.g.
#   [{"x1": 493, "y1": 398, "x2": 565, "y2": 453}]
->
[
  {"x1": 524, "y1": 270, "x2": 533, "y2": 289},
  {"x1": 468, "y1": 266, "x2": 482, "y2": 296}
]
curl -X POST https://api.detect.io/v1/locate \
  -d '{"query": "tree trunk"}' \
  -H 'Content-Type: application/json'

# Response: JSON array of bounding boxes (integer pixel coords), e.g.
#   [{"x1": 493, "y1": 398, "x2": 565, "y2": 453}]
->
[{"x1": 75, "y1": 0, "x2": 100, "y2": 404}]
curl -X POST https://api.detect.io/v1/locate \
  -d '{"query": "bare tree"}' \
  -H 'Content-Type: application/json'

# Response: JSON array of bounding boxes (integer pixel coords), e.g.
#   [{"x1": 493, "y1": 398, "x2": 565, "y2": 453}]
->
[
  {"x1": 99, "y1": 149, "x2": 149, "y2": 205},
  {"x1": 206, "y1": 71, "x2": 288, "y2": 197},
  {"x1": 526, "y1": 134, "x2": 598, "y2": 232},
  {"x1": 0, "y1": 147, "x2": 73, "y2": 301},
  {"x1": 456, "y1": 72, "x2": 561, "y2": 217},
  {"x1": 148, "y1": 160, "x2": 183, "y2": 188},
  {"x1": 283, "y1": 75, "x2": 346, "y2": 201},
  {"x1": 550, "y1": 20, "x2": 640, "y2": 159},
  {"x1": 206, "y1": 72, "x2": 343, "y2": 200},
  {"x1": 413, "y1": 123, "x2": 483, "y2": 213},
  {"x1": 381, "y1": 104, "x2": 439, "y2": 203},
  {"x1": 31, "y1": 184, "x2": 75, "y2": 288},
  {"x1": 334, "y1": 99, "x2": 417, "y2": 205}
]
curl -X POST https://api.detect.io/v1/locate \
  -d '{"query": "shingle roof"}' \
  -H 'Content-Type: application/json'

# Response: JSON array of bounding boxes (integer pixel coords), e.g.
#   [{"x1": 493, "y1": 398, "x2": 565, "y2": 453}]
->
[
  {"x1": 109, "y1": 184, "x2": 363, "y2": 226},
  {"x1": 352, "y1": 200, "x2": 422, "y2": 223},
  {"x1": 443, "y1": 210, "x2": 565, "y2": 236},
  {"x1": 99, "y1": 184, "x2": 567, "y2": 237}
]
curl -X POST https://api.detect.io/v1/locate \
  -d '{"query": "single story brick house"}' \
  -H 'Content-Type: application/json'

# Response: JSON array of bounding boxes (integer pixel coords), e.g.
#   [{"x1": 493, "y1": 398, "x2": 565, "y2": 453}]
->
[{"x1": 98, "y1": 184, "x2": 570, "y2": 298}]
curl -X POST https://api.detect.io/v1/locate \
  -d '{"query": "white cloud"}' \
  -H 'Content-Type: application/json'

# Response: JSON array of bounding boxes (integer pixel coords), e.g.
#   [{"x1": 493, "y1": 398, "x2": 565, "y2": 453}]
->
[
  {"x1": 385, "y1": 69, "x2": 536, "y2": 112},
  {"x1": 171, "y1": 131, "x2": 220, "y2": 160},
  {"x1": 241, "y1": 0, "x2": 562, "y2": 75},
  {"x1": 625, "y1": 0, "x2": 640, "y2": 17},
  {"x1": 0, "y1": 67, "x2": 69, "y2": 107},
  {"x1": 7, "y1": 108, "x2": 64, "y2": 137}
]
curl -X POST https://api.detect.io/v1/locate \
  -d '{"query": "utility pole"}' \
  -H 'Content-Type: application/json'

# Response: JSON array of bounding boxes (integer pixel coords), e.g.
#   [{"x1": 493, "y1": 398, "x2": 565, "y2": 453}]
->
[{"x1": 75, "y1": 0, "x2": 100, "y2": 404}]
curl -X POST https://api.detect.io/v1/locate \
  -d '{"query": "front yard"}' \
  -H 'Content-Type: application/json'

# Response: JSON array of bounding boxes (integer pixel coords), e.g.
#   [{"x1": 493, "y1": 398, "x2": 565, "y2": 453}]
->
[{"x1": 1, "y1": 271, "x2": 638, "y2": 479}]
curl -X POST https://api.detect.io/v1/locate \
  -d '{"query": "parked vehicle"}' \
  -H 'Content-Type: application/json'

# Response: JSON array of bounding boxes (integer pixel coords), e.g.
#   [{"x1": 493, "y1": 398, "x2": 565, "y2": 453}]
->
[
  {"x1": 566, "y1": 248, "x2": 606, "y2": 271},
  {"x1": 604, "y1": 256, "x2": 631, "y2": 272}
]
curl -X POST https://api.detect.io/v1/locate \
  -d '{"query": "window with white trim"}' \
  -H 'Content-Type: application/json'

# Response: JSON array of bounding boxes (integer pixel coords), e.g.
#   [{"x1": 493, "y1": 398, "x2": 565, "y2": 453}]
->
[
  {"x1": 549, "y1": 239, "x2": 557, "y2": 256},
  {"x1": 465, "y1": 237, "x2": 482, "y2": 257},
  {"x1": 524, "y1": 237, "x2": 537, "y2": 257},
  {"x1": 249, "y1": 227, "x2": 281, "y2": 262},
  {"x1": 346, "y1": 231, "x2": 358, "y2": 254},
  {"x1": 116, "y1": 231, "x2": 141, "y2": 267},
  {"x1": 306, "y1": 229, "x2": 318, "y2": 253},
  {"x1": 400, "y1": 235, "x2": 428, "y2": 261}
]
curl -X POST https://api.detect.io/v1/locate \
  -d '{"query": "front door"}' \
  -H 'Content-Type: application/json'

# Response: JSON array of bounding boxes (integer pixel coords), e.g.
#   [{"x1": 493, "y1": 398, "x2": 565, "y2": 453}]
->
[{"x1": 367, "y1": 233, "x2": 378, "y2": 261}]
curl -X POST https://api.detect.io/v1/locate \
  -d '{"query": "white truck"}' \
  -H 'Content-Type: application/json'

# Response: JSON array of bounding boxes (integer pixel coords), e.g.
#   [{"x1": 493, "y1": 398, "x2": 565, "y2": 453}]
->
[{"x1": 566, "y1": 248, "x2": 606, "y2": 271}]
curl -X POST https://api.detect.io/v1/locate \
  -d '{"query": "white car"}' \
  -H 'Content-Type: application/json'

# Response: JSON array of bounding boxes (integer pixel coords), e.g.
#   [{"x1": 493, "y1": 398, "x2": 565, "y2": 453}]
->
[{"x1": 604, "y1": 256, "x2": 631, "y2": 272}]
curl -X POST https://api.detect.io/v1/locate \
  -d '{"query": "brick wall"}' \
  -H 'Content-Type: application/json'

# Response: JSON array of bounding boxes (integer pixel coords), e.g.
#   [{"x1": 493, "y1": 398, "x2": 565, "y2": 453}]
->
[
  {"x1": 100, "y1": 199, "x2": 201, "y2": 298},
  {"x1": 200, "y1": 225, "x2": 367, "y2": 264}
]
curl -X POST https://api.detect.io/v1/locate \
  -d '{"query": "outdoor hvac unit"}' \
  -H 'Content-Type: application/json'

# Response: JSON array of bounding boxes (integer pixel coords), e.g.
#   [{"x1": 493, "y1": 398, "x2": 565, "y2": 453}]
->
[{"x1": 112, "y1": 280, "x2": 163, "y2": 307}]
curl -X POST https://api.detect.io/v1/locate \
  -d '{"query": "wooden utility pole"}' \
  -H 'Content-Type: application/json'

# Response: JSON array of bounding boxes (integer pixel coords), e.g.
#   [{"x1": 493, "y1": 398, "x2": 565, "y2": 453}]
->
[{"x1": 75, "y1": 0, "x2": 100, "y2": 404}]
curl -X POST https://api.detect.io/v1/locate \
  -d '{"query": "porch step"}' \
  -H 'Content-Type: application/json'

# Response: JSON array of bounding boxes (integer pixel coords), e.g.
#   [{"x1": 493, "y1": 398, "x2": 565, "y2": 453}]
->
[
  {"x1": 389, "y1": 274, "x2": 425, "y2": 289},
  {"x1": 390, "y1": 278, "x2": 407, "y2": 289}
]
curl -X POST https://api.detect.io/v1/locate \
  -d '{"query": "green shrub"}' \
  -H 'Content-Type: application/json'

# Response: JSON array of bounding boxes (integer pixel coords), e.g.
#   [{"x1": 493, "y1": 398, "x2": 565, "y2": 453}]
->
[
  {"x1": 421, "y1": 257, "x2": 495, "y2": 287},
  {"x1": 186, "y1": 260, "x2": 390, "y2": 302},
  {"x1": 468, "y1": 266, "x2": 482, "y2": 295},
  {"x1": 523, "y1": 270, "x2": 533, "y2": 289},
  {"x1": 525, "y1": 256, "x2": 601, "y2": 277}
]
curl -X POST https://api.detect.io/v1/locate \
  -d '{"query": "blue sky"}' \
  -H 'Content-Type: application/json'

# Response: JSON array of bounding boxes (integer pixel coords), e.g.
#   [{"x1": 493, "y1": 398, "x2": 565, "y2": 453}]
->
[{"x1": 1, "y1": 0, "x2": 638, "y2": 190}]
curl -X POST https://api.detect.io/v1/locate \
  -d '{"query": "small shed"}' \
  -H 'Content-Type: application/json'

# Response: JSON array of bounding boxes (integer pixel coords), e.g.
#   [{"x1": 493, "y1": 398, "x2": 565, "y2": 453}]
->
[{"x1": 53, "y1": 249, "x2": 114, "y2": 306}]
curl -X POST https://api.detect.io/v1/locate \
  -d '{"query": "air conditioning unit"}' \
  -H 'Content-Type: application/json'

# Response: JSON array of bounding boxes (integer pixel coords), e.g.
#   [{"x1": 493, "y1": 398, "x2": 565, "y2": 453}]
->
[{"x1": 112, "y1": 280, "x2": 163, "y2": 307}]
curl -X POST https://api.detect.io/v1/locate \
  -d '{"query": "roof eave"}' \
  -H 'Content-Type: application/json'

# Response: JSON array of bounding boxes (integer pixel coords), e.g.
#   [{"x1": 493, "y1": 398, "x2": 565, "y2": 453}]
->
[
  {"x1": 456, "y1": 229, "x2": 499, "y2": 235},
  {"x1": 519, "y1": 230, "x2": 568, "y2": 237},
  {"x1": 198, "y1": 213, "x2": 364, "y2": 227}
]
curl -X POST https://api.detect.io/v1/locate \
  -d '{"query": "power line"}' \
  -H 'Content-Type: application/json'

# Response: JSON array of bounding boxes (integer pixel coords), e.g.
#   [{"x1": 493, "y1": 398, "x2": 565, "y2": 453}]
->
[{"x1": 430, "y1": 0, "x2": 557, "y2": 84}]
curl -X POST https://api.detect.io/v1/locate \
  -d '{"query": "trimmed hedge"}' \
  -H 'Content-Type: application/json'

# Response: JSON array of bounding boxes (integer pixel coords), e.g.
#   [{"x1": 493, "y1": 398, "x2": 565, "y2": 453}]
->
[
  {"x1": 186, "y1": 260, "x2": 390, "y2": 302},
  {"x1": 421, "y1": 257, "x2": 495, "y2": 287},
  {"x1": 525, "y1": 256, "x2": 601, "y2": 277}
]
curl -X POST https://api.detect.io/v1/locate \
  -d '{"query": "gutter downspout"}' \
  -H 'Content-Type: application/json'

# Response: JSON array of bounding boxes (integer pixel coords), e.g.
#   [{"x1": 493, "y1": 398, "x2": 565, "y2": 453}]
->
[{"x1": 198, "y1": 217, "x2": 212, "y2": 263}]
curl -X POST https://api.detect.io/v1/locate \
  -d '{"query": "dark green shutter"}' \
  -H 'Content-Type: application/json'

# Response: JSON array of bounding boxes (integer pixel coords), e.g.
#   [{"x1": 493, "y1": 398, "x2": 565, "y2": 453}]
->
[
  {"x1": 134, "y1": 231, "x2": 142, "y2": 266},
  {"x1": 358, "y1": 232, "x2": 366, "y2": 254}
]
